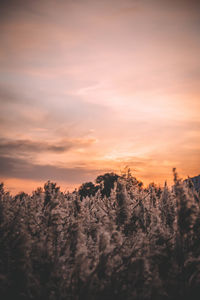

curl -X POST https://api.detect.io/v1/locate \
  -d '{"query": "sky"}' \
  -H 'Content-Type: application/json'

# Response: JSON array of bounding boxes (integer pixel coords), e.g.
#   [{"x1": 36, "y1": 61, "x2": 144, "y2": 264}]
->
[{"x1": 0, "y1": 0, "x2": 200, "y2": 194}]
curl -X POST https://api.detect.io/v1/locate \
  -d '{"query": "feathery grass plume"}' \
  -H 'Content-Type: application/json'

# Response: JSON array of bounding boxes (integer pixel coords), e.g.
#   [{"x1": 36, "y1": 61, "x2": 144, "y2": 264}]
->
[
  {"x1": 1, "y1": 170, "x2": 200, "y2": 299},
  {"x1": 116, "y1": 179, "x2": 130, "y2": 228}
]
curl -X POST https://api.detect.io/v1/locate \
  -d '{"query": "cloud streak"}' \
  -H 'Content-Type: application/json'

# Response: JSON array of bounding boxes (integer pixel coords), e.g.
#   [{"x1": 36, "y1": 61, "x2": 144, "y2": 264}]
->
[
  {"x1": 0, "y1": 137, "x2": 97, "y2": 156},
  {"x1": 0, "y1": 155, "x2": 100, "y2": 183}
]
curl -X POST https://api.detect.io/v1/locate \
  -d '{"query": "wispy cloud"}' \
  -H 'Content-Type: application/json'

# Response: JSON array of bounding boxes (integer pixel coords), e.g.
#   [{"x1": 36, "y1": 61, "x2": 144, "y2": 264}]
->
[
  {"x1": 0, "y1": 137, "x2": 97, "y2": 156},
  {"x1": 0, "y1": 155, "x2": 101, "y2": 183}
]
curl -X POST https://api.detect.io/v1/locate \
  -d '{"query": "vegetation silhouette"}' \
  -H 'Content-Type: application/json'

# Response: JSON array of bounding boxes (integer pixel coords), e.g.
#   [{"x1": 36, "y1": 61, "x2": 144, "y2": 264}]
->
[{"x1": 0, "y1": 169, "x2": 200, "y2": 300}]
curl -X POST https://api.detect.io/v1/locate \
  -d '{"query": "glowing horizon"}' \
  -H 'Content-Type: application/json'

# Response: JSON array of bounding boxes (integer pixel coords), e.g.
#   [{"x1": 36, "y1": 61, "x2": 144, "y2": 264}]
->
[{"x1": 0, "y1": 0, "x2": 200, "y2": 194}]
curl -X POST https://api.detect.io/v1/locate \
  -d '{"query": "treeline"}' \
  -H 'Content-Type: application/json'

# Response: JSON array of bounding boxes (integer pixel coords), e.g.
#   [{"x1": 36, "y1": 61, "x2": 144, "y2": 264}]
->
[{"x1": 0, "y1": 169, "x2": 200, "y2": 300}]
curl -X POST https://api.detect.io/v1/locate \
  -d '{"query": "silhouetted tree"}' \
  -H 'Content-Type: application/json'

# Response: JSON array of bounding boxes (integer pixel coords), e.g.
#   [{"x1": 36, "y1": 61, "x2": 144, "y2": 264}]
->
[
  {"x1": 96, "y1": 172, "x2": 120, "y2": 197},
  {"x1": 78, "y1": 182, "x2": 98, "y2": 200}
]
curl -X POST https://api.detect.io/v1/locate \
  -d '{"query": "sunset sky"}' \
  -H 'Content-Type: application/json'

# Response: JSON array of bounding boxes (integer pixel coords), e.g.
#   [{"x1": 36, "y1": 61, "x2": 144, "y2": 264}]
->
[{"x1": 0, "y1": 0, "x2": 200, "y2": 194}]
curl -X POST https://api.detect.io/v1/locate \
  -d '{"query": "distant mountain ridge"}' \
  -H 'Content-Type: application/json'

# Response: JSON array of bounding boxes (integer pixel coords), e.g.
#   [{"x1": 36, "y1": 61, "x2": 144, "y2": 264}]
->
[{"x1": 184, "y1": 174, "x2": 200, "y2": 191}]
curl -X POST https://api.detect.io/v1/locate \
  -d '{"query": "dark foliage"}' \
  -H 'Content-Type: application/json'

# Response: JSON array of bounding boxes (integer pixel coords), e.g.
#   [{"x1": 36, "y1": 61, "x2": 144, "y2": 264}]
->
[
  {"x1": 95, "y1": 172, "x2": 120, "y2": 197},
  {"x1": 0, "y1": 170, "x2": 200, "y2": 300},
  {"x1": 78, "y1": 182, "x2": 98, "y2": 200}
]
